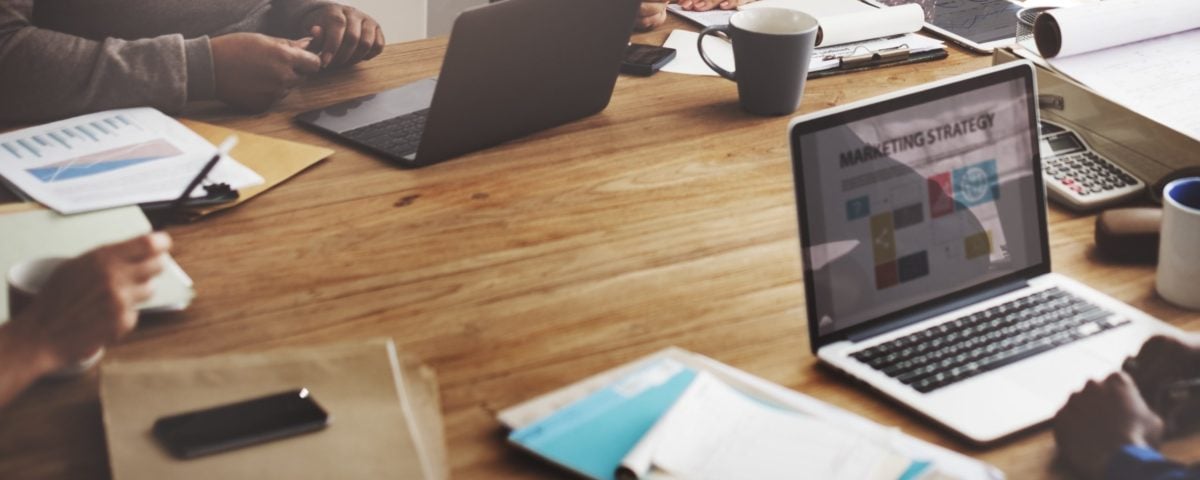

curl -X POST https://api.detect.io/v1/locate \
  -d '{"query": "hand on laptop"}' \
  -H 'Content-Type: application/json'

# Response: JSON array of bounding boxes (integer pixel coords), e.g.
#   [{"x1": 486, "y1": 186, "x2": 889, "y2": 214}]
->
[
  {"x1": 677, "y1": 0, "x2": 752, "y2": 12},
  {"x1": 301, "y1": 4, "x2": 386, "y2": 69},
  {"x1": 1054, "y1": 371, "x2": 1164, "y2": 480},
  {"x1": 637, "y1": 0, "x2": 669, "y2": 31},
  {"x1": 1126, "y1": 334, "x2": 1200, "y2": 407},
  {"x1": 211, "y1": 33, "x2": 322, "y2": 112}
]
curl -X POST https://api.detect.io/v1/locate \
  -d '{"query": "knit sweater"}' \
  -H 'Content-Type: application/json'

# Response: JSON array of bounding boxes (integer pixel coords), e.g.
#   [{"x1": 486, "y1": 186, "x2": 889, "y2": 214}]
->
[{"x1": 0, "y1": 0, "x2": 331, "y2": 123}]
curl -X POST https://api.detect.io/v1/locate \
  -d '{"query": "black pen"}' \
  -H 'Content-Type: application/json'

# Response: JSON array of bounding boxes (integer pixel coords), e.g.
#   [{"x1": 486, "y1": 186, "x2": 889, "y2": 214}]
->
[{"x1": 166, "y1": 136, "x2": 238, "y2": 214}]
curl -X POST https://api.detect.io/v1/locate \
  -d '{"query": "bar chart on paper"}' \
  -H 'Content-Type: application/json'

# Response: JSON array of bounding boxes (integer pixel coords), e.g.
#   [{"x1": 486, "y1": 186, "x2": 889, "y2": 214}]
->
[
  {"x1": 0, "y1": 113, "x2": 185, "y2": 183},
  {"x1": 0, "y1": 108, "x2": 264, "y2": 214}
]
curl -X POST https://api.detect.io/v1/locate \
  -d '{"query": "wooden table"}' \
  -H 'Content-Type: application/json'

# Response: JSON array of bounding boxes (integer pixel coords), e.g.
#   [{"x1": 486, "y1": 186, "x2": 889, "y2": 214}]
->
[{"x1": 2, "y1": 17, "x2": 1198, "y2": 480}]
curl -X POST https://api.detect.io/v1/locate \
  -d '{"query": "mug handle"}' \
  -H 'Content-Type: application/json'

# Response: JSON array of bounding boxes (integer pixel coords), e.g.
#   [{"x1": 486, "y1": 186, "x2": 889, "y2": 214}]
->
[{"x1": 697, "y1": 25, "x2": 735, "y2": 81}]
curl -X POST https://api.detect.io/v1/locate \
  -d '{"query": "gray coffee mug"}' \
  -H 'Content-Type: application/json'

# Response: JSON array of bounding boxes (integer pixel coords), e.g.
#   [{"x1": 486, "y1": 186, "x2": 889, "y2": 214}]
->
[{"x1": 697, "y1": 8, "x2": 819, "y2": 116}]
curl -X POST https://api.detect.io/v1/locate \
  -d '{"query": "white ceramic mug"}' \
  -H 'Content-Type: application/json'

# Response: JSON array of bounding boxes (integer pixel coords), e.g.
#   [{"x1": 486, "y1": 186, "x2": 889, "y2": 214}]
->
[
  {"x1": 1156, "y1": 177, "x2": 1200, "y2": 310},
  {"x1": 7, "y1": 257, "x2": 105, "y2": 376}
]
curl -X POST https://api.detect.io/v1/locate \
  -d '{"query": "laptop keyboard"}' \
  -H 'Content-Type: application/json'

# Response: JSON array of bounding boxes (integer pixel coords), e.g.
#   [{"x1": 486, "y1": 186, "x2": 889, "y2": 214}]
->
[
  {"x1": 340, "y1": 109, "x2": 429, "y2": 158},
  {"x1": 850, "y1": 288, "x2": 1131, "y2": 394}
]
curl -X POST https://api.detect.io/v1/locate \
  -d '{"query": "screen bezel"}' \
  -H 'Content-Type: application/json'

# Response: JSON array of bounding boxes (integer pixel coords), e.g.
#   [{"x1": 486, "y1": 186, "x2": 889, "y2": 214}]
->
[{"x1": 789, "y1": 63, "x2": 1048, "y2": 353}]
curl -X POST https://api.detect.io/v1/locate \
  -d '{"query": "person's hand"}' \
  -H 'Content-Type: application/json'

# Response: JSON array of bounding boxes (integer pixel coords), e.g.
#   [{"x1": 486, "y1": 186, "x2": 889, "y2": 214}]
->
[
  {"x1": 12, "y1": 233, "x2": 171, "y2": 373},
  {"x1": 637, "y1": 0, "x2": 669, "y2": 31},
  {"x1": 300, "y1": 4, "x2": 386, "y2": 69},
  {"x1": 1127, "y1": 334, "x2": 1200, "y2": 407},
  {"x1": 678, "y1": 0, "x2": 750, "y2": 12},
  {"x1": 210, "y1": 33, "x2": 321, "y2": 112},
  {"x1": 1054, "y1": 371, "x2": 1165, "y2": 480}
]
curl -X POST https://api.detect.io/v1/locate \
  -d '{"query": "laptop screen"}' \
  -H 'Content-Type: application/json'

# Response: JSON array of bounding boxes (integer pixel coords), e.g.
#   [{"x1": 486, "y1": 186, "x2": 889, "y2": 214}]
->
[{"x1": 790, "y1": 64, "x2": 1046, "y2": 345}]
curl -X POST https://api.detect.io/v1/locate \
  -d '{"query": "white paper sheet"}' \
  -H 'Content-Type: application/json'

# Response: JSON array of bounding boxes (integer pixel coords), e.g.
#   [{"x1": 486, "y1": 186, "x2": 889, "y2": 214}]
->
[
  {"x1": 661, "y1": 29, "x2": 944, "y2": 77},
  {"x1": 666, "y1": 4, "x2": 735, "y2": 28},
  {"x1": 0, "y1": 108, "x2": 263, "y2": 214},
  {"x1": 1048, "y1": 29, "x2": 1200, "y2": 142},
  {"x1": 1035, "y1": 0, "x2": 1200, "y2": 57},
  {"x1": 620, "y1": 372, "x2": 912, "y2": 480},
  {"x1": 742, "y1": 0, "x2": 924, "y2": 46}
]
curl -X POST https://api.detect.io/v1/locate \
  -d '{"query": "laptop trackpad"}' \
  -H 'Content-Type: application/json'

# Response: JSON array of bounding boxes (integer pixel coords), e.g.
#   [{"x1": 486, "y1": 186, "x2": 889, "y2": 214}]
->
[
  {"x1": 296, "y1": 78, "x2": 437, "y2": 134},
  {"x1": 1005, "y1": 347, "x2": 1116, "y2": 401}
]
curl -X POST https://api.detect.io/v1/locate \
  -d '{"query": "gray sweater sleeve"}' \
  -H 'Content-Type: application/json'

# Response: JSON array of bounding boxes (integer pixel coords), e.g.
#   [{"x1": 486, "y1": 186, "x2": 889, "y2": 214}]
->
[{"x1": 0, "y1": 0, "x2": 214, "y2": 123}]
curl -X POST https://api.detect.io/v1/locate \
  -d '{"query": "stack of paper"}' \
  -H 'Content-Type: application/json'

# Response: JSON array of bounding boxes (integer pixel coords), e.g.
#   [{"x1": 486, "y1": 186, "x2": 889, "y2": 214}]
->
[
  {"x1": 100, "y1": 338, "x2": 447, "y2": 480},
  {"x1": 500, "y1": 348, "x2": 1003, "y2": 480},
  {"x1": 0, "y1": 108, "x2": 264, "y2": 214}
]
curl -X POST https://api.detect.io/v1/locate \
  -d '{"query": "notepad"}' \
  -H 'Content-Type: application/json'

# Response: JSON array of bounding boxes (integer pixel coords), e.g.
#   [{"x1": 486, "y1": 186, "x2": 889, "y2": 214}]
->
[{"x1": 100, "y1": 338, "x2": 447, "y2": 480}]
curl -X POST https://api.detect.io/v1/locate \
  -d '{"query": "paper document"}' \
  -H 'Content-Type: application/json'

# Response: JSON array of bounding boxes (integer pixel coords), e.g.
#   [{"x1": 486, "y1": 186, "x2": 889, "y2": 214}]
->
[
  {"x1": 743, "y1": 0, "x2": 924, "y2": 46},
  {"x1": 499, "y1": 348, "x2": 1004, "y2": 480},
  {"x1": 661, "y1": 29, "x2": 943, "y2": 77},
  {"x1": 1032, "y1": 0, "x2": 1200, "y2": 142},
  {"x1": 666, "y1": 4, "x2": 734, "y2": 28},
  {"x1": 0, "y1": 108, "x2": 263, "y2": 214},
  {"x1": 619, "y1": 372, "x2": 915, "y2": 480}
]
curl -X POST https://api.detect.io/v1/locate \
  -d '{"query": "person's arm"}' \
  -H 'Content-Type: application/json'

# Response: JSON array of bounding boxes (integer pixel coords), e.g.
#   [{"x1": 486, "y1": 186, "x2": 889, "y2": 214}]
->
[
  {"x1": 637, "y1": 0, "x2": 669, "y2": 31},
  {"x1": 0, "y1": 233, "x2": 170, "y2": 409},
  {"x1": 1106, "y1": 444, "x2": 1200, "y2": 480},
  {"x1": 0, "y1": 1, "x2": 213, "y2": 123}
]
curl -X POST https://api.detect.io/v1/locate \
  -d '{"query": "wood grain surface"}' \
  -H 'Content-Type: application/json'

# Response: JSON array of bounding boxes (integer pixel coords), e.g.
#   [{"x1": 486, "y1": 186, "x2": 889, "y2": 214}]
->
[{"x1": 1, "y1": 17, "x2": 1197, "y2": 480}]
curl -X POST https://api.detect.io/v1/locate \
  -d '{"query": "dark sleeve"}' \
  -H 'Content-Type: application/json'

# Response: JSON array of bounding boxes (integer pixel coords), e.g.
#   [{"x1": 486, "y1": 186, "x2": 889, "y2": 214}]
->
[
  {"x1": 0, "y1": 0, "x2": 214, "y2": 123},
  {"x1": 1107, "y1": 445, "x2": 1200, "y2": 480}
]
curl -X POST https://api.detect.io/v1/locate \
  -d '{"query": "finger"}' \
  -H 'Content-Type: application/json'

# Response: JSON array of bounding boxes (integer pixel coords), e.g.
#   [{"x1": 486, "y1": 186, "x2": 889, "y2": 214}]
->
[
  {"x1": 719, "y1": 0, "x2": 736, "y2": 9},
  {"x1": 320, "y1": 14, "x2": 348, "y2": 67},
  {"x1": 332, "y1": 14, "x2": 363, "y2": 66},
  {"x1": 366, "y1": 30, "x2": 385, "y2": 60},
  {"x1": 128, "y1": 282, "x2": 155, "y2": 303},
  {"x1": 104, "y1": 233, "x2": 171, "y2": 262},
  {"x1": 679, "y1": 0, "x2": 694, "y2": 9},
  {"x1": 640, "y1": 2, "x2": 667, "y2": 16},
  {"x1": 289, "y1": 37, "x2": 314, "y2": 51},
  {"x1": 127, "y1": 256, "x2": 165, "y2": 283},
  {"x1": 348, "y1": 21, "x2": 376, "y2": 64},
  {"x1": 286, "y1": 46, "x2": 323, "y2": 74},
  {"x1": 692, "y1": 0, "x2": 714, "y2": 11}
]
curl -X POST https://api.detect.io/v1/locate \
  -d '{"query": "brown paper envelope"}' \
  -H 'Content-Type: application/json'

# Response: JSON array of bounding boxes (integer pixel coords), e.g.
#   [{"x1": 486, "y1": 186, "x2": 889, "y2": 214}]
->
[
  {"x1": 100, "y1": 339, "x2": 445, "y2": 480},
  {"x1": 178, "y1": 120, "x2": 333, "y2": 217}
]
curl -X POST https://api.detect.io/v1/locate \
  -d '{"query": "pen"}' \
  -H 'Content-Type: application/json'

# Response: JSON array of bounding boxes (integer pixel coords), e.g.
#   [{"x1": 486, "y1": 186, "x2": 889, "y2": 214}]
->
[{"x1": 167, "y1": 135, "x2": 238, "y2": 214}]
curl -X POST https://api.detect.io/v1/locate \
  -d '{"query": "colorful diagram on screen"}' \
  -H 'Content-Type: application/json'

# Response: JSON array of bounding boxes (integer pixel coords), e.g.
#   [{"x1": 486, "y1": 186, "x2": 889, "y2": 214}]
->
[
  {"x1": 25, "y1": 138, "x2": 181, "y2": 183},
  {"x1": 846, "y1": 159, "x2": 999, "y2": 290}
]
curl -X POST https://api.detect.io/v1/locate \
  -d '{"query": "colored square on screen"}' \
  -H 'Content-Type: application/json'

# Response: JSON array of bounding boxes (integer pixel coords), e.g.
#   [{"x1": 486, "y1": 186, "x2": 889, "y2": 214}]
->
[
  {"x1": 846, "y1": 196, "x2": 870, "y2": 221},
  {"x1": 964, "y1": 231, "x2": 992, "y2": 259},
  {"x1": 870, "y1": 213, "x2": 896, "y2": 265},
  {"x1": 893, "y1": 203, "x2": 924, "y2": 229},
  {"x1": 927, "y1": 173, "x2": 954, "y2": 218},
  {"x1": 953, "y1": 160, "x2": 999, "y2": 209},
  {"x1": 875, "y1": 261, "x2": 899, "y2": 290},
  {"x1": 897, "y1": 251, "x2": 930, "y2": 282}
]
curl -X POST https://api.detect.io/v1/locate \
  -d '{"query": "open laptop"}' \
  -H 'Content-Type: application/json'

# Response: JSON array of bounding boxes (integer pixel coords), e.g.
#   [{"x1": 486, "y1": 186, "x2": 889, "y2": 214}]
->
[
  {"x1": 295, "y1": 0, "x2": 640, "y2": 167},
  {"x1": 787, "y1": 62, "x2": 1178, "y2": 444}
]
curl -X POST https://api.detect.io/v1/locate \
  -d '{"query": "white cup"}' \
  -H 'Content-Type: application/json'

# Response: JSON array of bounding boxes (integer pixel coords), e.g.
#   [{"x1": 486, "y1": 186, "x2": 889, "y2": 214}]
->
[
  {"x1": 7, "y1": 258, "x2": 105, "y2": 376},
  {"x1": 1156, "y1": 177, "x2": 1200, "y2": 310}
]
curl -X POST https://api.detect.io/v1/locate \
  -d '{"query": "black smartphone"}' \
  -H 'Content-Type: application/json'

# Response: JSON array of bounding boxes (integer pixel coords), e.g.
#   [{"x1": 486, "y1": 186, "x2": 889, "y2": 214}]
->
[
  {"x1": 153, "y1": 388, "x2": 329, "y2": 459},
  {"x1": 620, "y1": 44, "x2": 677, "y2": 76}
]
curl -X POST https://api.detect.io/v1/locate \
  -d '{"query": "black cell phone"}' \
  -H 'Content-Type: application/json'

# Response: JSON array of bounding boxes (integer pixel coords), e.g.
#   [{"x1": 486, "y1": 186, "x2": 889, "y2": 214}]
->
[
  {"x1": 153, "y1": 388, "x2": 329, "y2": 459},
  {"x1": 620, "y1": 44, "x2": 677, "y2": 76}
]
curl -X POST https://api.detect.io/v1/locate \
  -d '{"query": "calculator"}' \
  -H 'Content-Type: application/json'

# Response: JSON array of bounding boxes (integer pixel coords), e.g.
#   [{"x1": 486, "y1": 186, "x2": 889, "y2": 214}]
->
[{"x1": 1039, "y1": 120, "x2": 1144, "y2": 211}]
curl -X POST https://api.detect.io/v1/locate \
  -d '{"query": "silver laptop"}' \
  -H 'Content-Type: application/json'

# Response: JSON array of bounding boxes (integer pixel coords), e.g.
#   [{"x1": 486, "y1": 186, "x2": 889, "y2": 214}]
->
[
  {"x1": 295, "y1": 0, "x2": 639, "y2": 167},
  {"x1": 787, "y1": 62, "x2": 1178, "y2": 444}
]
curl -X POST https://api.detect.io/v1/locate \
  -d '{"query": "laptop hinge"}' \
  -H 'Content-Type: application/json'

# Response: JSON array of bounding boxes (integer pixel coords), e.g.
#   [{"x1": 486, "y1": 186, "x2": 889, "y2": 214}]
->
[{"x1": 846, "y1": 278, "x2": 1032, "y2": 344}]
